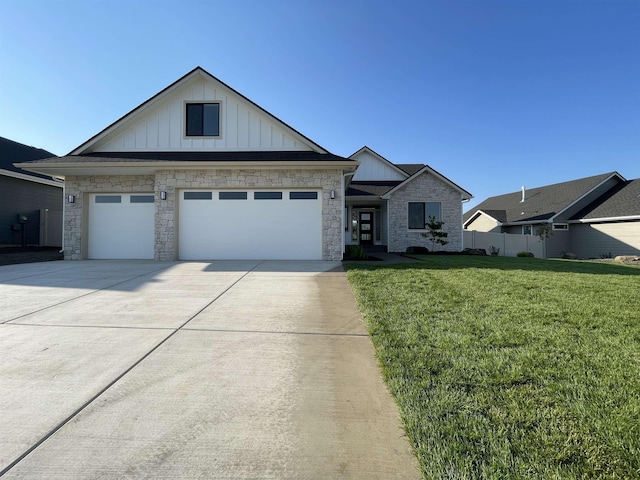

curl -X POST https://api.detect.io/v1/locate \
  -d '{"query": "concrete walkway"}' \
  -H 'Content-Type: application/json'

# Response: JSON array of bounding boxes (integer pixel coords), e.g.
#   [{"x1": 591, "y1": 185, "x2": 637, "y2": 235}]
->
[{"x1": 0, "y1": 260, "x2": 419, "y2": 479}]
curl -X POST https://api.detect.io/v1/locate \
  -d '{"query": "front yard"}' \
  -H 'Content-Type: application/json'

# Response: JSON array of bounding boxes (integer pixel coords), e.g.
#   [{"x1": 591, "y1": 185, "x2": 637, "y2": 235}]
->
[{"x1": 345, "y1": 256, "x2": 640, "y2": 479}]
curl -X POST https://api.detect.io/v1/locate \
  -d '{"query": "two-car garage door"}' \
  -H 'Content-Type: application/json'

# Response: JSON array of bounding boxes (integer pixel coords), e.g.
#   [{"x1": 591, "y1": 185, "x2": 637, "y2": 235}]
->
[
  {"x1": 87, "y1": 189, "x2": 323, "y2": 260},
  {"x1": 178, "y1": 189, "x2": 322, "y2": 260}
]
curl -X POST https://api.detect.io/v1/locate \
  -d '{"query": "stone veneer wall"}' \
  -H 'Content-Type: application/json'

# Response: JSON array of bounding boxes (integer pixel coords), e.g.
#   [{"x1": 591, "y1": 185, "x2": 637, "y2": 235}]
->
[
  {"x1": 63, "y1": 169, "x2": 343, "y2": 261},
  {"x1": 63, "y1": 175, "x2": 155, "y2": 260},
  {"x1": 387, "y1": 172, "x2": 463, "y2": 253}
]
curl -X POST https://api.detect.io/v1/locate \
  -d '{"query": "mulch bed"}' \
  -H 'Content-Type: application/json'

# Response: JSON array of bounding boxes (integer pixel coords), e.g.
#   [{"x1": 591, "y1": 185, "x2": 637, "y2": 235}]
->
[{"x1": 0, "y1": 247, "x2": 64, "y2": 266}]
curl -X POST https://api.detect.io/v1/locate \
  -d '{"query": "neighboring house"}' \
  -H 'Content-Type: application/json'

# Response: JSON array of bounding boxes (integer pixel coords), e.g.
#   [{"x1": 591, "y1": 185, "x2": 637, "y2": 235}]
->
[
  {"x1": 17, "y1": 68, "x2": 472, "y2": 261},
  {"x1": 346, "y1": 147, "x2": 472, "y2": 252},
  {"x1": 0, "y1": 137, "x2": 62, "y2": 247},
  {"x1": 464, "y1": 172, "x2": 640, "y2": 258}
]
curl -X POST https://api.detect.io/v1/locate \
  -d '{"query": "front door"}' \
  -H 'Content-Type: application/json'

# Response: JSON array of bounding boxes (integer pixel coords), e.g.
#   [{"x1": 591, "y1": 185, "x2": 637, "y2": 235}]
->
[{"x1": 359, "y1": 212, "x2": 373, "y2": 245}]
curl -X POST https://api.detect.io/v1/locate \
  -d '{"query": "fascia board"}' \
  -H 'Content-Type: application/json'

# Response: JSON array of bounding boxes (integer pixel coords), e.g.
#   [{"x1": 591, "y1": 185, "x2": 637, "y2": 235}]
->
[
  {"x1": 0, "y1": 168, "x2": 63, "y2": 187},
  {"x1": 550, "y1": 172, "x2": 626, "y2": 222},
  {"x1": 381, "y1": 165, "x2": 472, "y2": 200},
  {"x1": 570, "y1": 215, "x2": 640, "y2": 223},
  {"x1": 15, "y1": 160, "x2": 358, "y2": 178}
]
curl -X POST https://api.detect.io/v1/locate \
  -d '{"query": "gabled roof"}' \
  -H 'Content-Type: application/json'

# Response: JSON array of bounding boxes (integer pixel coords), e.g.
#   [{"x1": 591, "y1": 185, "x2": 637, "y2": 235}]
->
[
  {"x1": 381, "y1": 165, "x2": 472, "y2": 200},
  {"x1": 70, "y1": 66, "x2": 328, "y2": 155},
  {"x1": 464, "y1": 172, "x2": 623, "y2": 225},
  {"x1": 348, "y1": 146, "x2": 409, "y2": 179},
  {"x1": 0, "y1": 136, "x2": 61, "y2": 186},
  {"x1": 571, "y1": 178, "x2": 640, "y2": 221},
  {"x1": 463, "y1": 209, "x2": 506, "y2": 228},
  {"x1": 395, "y1": 164, "x2": 425, "y2": 176},
  {"x1": 346, "y1": 181, "x2": 403, "y2": 197}
]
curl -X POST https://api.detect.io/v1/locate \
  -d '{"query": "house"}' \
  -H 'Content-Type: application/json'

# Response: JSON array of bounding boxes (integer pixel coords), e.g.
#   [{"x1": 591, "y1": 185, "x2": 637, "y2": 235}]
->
[
  {"x1": 0, "y1": 137, "x2": 63, "y2": 247},
  {"x1": 16, "y1": 67, "x2": 471, "y2": 261},
  {"x1": 464, "y1": 172, "x2": 640, "y2": 258},
  {"x1": 346, "y1": 147, "x2": 472, "y2": 252}
]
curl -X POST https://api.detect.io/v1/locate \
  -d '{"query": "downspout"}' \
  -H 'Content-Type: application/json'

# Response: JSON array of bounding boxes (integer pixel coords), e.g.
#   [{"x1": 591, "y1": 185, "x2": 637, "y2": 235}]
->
[{"x1": 461, "y1": 197, "x2": 471, "y2": 251}]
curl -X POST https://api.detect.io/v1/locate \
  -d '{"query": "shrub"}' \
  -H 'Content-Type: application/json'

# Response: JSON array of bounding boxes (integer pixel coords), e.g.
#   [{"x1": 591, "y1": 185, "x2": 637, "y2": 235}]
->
[
  {"x1": 345, "y1": 245, "x2": 368, "y2": 260},
  {"x1": 517, "y1": 251, "x2": 534, "y2": 257}
]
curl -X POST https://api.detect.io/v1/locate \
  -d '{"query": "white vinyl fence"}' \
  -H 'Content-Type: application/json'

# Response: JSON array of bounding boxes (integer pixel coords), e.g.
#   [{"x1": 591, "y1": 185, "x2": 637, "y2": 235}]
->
[{"x1": 463, "y1": 230, "x2": 545, "y2": 258}]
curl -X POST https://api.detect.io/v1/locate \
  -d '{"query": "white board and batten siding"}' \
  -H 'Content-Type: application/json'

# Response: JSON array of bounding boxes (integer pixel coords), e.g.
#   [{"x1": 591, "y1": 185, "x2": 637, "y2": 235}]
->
[
  {"x1": 87, "y1": 76, "x2": 313, "y2": 153},
  {"x1": 178, "y1": 189, "x2": 322, "y2": 260},
  {"x1": 350, "y1": 150, "x2": 406, "y2": 181}
]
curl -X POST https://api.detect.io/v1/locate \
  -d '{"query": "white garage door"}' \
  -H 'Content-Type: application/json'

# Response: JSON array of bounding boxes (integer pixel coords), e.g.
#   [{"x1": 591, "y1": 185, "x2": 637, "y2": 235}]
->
[
  {"x1": 88, "y1": 193, "x2": 155, "y2": 259},
  {"x1": 179, "y1": 189, "x2": 322, "y2": 260}
]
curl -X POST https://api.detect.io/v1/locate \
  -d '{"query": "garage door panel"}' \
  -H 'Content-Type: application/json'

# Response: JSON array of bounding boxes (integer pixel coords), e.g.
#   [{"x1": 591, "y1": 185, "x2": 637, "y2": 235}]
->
[
  {"x1": 88, "y1": 194, "x2": 155, "y2": 260},
  {"x1": 179, "y1": 190, "x2": 322, "y2": 260}
]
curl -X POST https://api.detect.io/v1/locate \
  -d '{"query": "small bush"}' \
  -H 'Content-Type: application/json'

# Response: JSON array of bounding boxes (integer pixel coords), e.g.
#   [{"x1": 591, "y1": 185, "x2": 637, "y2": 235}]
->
[
  {"x1": 517, "y1": 251, "x2": 534, "y2": 257},
  {"x1": 345, "y1": 245, "x2": 368, "y2": 260}
]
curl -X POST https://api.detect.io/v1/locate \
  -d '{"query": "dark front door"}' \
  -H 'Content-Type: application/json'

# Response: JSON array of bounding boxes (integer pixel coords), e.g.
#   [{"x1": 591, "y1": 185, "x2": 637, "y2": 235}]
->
[{"x1": 359, "y1": 212, "x2": 373, "y2": 245}]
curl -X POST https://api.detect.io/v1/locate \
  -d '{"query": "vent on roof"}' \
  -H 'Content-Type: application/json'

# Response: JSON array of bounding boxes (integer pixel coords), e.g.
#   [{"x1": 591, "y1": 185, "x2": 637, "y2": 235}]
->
[{"x1": 520, "y1": 186, "x2": 526, "y2": 203}]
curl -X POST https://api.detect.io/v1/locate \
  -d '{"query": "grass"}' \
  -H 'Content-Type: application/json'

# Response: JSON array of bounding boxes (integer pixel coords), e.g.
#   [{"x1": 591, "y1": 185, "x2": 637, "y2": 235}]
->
[{"x1": 344, "y1": 256, "x2": 640, "y2": 479}]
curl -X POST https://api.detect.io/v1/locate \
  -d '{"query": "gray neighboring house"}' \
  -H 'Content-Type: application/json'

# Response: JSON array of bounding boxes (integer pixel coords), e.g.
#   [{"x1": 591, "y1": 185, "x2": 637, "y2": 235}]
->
[
  {"x1": 16, "y1": 68, "x2": 472, "y2": 261},
  {"x1": 464, "y1": 172, "x2": 640, "y2": 258},
  {"x1": 0, "y1": 137, "x2": 62, "y2": 247}
]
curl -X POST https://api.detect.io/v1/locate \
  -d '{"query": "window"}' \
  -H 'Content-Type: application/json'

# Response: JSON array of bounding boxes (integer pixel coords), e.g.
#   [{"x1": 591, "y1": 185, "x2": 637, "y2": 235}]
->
[
  {"x1": 408, "y1": 202, "x2": 442, "y2": 229},
  {"x1": 130, "y1": 195, "x2": 154, "y2": 203},
  {"x1": 254, "y1": 192, "x2": 282, "y2": 200},
  {"x1": 553, "y1": 223, "x2": 569, "y2": 231},
  {"x1": 184, "y1": 192, "x2": 212, "y2": 200},
  {"x1": 290, "y1": 192, "x2": 318, "y2": 200},
  {"x1": 186, "y1": 103, "x2": 220, "y2": 137},
  {"x1": 522, "y1": 225, "x2": 532, "y2": 235},
  {"x1": 219, "y1": 192, "x2": 247, "y2": 200},
  {"x1": 95, "y1": 195, "x2": 121, "y2": 203}
]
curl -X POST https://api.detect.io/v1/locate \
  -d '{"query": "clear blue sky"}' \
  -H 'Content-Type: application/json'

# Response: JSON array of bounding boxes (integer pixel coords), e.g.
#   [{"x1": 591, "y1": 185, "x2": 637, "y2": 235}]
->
[{"x1": 1, "y1": 0, "x2": 638, "y2": 211}]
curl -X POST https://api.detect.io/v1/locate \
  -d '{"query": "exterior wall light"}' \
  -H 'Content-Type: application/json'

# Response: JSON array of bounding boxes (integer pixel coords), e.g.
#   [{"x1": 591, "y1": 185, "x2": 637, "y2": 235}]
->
[
  {"x1": 160, "y1": 191, "x2": 167, "y2": 200},
  {"x1": 330, "y1": 190, "x2": 336, "y2": 199},
  {"x1": 67, "y1": 195, "x2": 75, "y2": 203}
]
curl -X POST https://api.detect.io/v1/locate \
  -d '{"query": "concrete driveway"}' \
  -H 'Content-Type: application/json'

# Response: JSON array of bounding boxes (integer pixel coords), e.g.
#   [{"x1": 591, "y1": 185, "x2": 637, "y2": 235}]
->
[{"x1": 0, "y1": 260, "x2": 419, "y2": 479}]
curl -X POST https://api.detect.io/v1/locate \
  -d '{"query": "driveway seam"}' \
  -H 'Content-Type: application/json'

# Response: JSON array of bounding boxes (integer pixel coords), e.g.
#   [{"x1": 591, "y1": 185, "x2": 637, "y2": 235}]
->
[
  {"x1": 182, "y1": 327, "x2": 370, "y2": 337},
  {"x1": 0, "y1": 264, "x2": 173, "y2": 325},
  {"x1": 0, "y1": 261, "x2": 263, "y2": 477}
]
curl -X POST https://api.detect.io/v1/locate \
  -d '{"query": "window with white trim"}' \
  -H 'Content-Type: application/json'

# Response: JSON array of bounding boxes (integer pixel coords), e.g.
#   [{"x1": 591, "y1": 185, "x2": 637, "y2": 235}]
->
[
  {"x1": 522, "y1": 225, "x2": 532, "y2": 235},
  {"x1": 553, "y1": 223, "x2": 569, "y2": 231}
]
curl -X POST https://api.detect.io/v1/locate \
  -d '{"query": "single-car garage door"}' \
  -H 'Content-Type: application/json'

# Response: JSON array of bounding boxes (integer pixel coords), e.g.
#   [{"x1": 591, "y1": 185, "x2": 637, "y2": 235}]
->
[
  {"x1": 178, "y1": 189, "x2": 322, "y2": 260},
  {"x1": 88, "y1": 193, "x2": 155, "y2": 259}
]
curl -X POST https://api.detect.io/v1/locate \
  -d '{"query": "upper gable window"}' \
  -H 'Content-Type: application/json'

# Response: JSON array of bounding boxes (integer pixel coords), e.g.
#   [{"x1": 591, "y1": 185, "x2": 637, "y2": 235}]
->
[{"x1": 186, "y1": 103, "x2": 220, "y2": 137}]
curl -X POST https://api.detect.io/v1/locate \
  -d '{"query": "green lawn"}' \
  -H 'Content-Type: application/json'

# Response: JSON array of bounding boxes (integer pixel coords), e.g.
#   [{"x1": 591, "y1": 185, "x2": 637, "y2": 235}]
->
[{"x1": 344, "y1": 256, "x2": 640, "y2": 479}]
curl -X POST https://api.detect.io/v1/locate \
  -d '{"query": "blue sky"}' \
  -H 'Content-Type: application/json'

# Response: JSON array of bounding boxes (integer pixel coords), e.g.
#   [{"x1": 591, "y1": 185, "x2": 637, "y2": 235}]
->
[{"x1": 1, "y1": 0, "x2": 638, "y2": 211}]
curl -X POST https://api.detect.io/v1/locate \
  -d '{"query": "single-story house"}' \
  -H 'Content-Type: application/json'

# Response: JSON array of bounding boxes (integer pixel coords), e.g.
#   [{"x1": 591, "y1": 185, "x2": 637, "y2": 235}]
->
[
  {"x1": 345, "y1": 146, "x2": 472, "y2": 253},
  {"x1": 464, "y1": 172, "x2": 640, "y2": 258},
  {"x1": 0, "y1": 137, "x2": 63, "y2": 247},
  {"x1": 16, "y1": 67, "x2": 471, "y2": 261}
]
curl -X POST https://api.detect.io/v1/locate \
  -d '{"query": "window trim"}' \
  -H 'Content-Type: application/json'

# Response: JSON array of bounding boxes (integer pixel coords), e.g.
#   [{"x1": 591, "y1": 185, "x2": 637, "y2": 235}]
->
[
  {"x1": 522, "y1": 225, "x2": 533, "y2": 235},
  {"x1": 552, "y1": 223, "x2": 569, "y2": 231},
  {"x1": 184, "y1": 101, "x2": 222, "y2": 138},
  {"x1": 408, "y1": 201, "x2": 442, "y2": 230}
]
